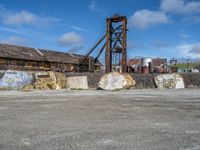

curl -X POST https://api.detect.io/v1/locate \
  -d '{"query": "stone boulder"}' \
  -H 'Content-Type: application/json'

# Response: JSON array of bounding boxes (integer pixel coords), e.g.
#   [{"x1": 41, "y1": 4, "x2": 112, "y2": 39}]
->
[
  {"x1": 98, "y1": 72, "x2": 135, "y2": 90},
  {"x1": 0, "y1": 70, "x2": 32, "y2": 90},
  {"x1": 33, "y1": 71, "x2": 67, "y2": 90},
  {"x1": 154, "y1": 74, "x2": 185, "y2": 89}
]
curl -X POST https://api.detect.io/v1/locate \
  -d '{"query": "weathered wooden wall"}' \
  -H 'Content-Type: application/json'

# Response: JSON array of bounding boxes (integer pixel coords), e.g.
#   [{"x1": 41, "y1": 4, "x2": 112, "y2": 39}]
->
[{"x1": 0, "y1": 58, "x2": 76, "y2": 72}]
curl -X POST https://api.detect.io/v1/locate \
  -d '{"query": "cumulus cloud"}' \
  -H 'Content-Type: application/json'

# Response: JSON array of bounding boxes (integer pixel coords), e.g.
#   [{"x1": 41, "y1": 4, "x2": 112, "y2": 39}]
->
[
  {"x1": 129, "y1": 9, "x2": 169, "y2": 29},
  {"x1": 128, "y1": 0, "x2": 200, "y2": 29},
  {"x1": 0, "y1": 36, "x2": 29, "y2": 46},
  {"x1": 160, "y1": 0, "x2": 200, "y2": 15},
  {"x1": 3, "y1": 10, "x2": 37, "y2": 25},
  {"x1": 58, "y1": 32, "x2": 84, "y2": 47},
  {"x1": 176, "y1": 43, "x2": 200, "y2": 58},
  {"x1": 0, "y1": 6, "x2": 62, "y2": 27}
]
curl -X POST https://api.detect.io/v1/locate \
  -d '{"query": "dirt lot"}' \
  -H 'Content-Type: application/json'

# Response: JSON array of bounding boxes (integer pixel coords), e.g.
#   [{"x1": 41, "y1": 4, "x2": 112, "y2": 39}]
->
[{"x1": 0, "y1": 89, "x2": 200, "y2": 150}]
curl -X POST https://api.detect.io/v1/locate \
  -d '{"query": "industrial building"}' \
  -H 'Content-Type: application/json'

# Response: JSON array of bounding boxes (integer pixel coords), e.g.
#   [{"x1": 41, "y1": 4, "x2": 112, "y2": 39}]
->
[
  {"x1": 0, "y1": 43, "x2": 101, "y2": 72},
  {"x1": 128, "y1": 57, "x2": 168, "y2": 73}
]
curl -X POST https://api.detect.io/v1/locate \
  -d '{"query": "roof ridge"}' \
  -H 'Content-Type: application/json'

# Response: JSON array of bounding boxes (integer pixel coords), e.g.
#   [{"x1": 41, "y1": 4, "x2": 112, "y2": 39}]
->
[{"x1": 34, "y1": 48, "x2": 44, "y2": 56}]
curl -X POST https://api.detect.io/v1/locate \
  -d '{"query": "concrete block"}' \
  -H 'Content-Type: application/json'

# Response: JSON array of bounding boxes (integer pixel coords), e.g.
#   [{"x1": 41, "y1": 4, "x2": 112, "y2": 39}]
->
[{"x1": 67, "y1": 76, "x2": 88, "y2": 90}]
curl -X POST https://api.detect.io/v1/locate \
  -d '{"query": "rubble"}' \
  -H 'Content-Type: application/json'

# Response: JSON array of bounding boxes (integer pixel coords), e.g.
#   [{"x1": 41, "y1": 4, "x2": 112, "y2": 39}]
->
[
  {"x1": 154, "y1": 74, "x2": 185, "y2": 89},
  {"x1": 66, "y1": 76, "x2": 88, "y2": 90},
  {"x1": 131, "y1": 74, "x2": 156, "y2": 89},
  {"x1": 98, "y1": 72, "x2": 135, "y2": 90},
  {"x1": 0, "y1": 70, "x2": 32, "y2": 90},
  {"x1": 181, "y1": 73, "x2": 200, "y2": 88}
]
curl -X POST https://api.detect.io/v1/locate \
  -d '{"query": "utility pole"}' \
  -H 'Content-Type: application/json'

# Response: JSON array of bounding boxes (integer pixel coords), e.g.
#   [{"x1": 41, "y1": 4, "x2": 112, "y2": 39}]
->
[{"x1": 186, "y1": 59, "x2": 189, "y2": 72}]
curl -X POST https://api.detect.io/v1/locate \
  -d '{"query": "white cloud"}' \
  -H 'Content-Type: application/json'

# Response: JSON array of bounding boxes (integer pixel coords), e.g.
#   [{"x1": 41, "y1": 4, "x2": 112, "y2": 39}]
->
[
  {"x1": 71, "y1": 26, "x2": 86, "y2": 32},
  {"x1": 0, "y1": 6, "x2": 63, "y2": 27},
  {"x1": 88, "y1": 1, "x2": 97, "y2": 12},
  {"x1": 182, "y1": 16, "x2": 200, "y2": 23},
  {"x1": 176, "y1": 43, "x2": 200, "y2": 58},
  {"x1": 129, "y1": 9, "x2": 169, "y2": 29},
  {"x1": 88, "y1": 0, "x2": 104, "y2": 14},
  {"x1": 0, "y1": 36, "x2": 29, "y2": 46},
  {"x1": 150, "y1": 42, "x2": 200, "y2": 58},
  {"x1": 160, "y1": 0, "x2": 200, "y2": 15},
  {"x1": 58, "y1": 32, "x2": 84, "y2": 47},
  {"x1": 3, "y1": 10, "x2": 36, "y2": 25},
  {"x1": 180, "y1": 33, "x2": 191, "y2": 38},
  {"x1": 0, "y1": 26, "x2": 25, "y2": 35},
  {"x1": 189, "y1": 43, "x2": 200, "y2": 54},
  {"x1": 128, "y1": 0, "x2": 200, "y2": 29}
]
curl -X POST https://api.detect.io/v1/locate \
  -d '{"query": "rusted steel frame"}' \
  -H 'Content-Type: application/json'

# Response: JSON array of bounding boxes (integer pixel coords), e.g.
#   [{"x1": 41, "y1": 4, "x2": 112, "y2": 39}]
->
[
  {"x1": 74, "y1": 34, "x2": 106, "y2": 71},
  {"x1": 106, "y1": 16, "x2": 128, "y2": 73},
  {"x1": 121, "y1": 18, "x2": 127, "y2": 72},
  {"x1": 112, "y1": 25, "x2": 123, "y2": 32},
  {"x1": 106, "y1": 19, "x2": 112, "y2": 73},
  {"x1": 94, "y1": 42, "x2": 106, "y2": 63},
  {"x1": 112, "y1": 32, "x2": 122, "y2": 49}
]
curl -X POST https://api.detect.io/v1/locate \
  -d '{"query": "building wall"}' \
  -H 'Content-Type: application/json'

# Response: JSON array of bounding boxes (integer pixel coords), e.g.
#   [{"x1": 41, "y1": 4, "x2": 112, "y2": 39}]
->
[{"x1": 0, "y1": 58, "x2": 76, "y2": 72}]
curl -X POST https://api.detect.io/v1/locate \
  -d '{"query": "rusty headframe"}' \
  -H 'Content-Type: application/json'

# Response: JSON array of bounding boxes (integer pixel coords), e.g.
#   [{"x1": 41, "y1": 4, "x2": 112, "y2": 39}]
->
[
  {"x1": 75, "y1": 14, "x2": 128, "y2": 73},
  {"x1": 106, "y1": 14, "x2": 127, "y2": 73}
]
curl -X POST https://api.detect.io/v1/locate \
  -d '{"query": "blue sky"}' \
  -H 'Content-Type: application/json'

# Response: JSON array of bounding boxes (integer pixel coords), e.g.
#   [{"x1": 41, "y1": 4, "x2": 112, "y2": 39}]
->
[{"x1": 0, "y1": 0, "x2": 200, "y2": 62}]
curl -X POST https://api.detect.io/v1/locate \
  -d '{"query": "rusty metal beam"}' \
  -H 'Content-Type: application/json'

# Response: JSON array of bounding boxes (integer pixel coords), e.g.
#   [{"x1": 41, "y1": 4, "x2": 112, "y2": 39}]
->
[
  {"x1": 122, "y1": 18, "x2": 127, "y2": 72},
  {"x1": 106, "y1": 18, "x2": 112, "y2": 73},
  {"x1": 74, "y1": 34, "x2": 106, "y2": 71},
  {"x1": 95, "y1": 42, "x2": 106, "y2": 63}
]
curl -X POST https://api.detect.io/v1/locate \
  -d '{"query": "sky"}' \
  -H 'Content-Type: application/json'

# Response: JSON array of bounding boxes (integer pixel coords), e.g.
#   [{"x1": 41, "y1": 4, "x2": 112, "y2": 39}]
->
[{"x1": 0, "y1": 0, "x2": 200, "y2": 62}]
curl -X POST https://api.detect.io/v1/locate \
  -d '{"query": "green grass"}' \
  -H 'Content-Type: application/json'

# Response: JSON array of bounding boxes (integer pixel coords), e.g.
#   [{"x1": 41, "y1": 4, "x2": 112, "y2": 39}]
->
[{"x1": 171, "y1": 63, "x2": 200, "y2": 68}]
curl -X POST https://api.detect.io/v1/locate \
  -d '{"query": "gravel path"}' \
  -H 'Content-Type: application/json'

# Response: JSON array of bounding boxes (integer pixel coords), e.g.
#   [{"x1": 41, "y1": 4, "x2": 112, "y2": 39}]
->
[{"x1": 0, "y1": 89, "x2": 200, "y2": 150}]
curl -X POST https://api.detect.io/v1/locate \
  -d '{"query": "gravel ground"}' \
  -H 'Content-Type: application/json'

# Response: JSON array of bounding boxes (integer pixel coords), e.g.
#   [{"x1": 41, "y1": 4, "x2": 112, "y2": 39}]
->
[{"x1": 0, "y1": 89, "x2": 200, "y2": 150}]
